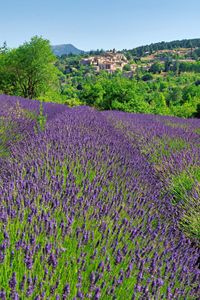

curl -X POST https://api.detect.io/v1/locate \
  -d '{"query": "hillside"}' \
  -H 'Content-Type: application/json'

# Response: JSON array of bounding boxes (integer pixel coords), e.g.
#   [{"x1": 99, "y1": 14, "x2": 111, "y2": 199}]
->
[
  {"x1": 52, "y1": 43, "x2": 85, "y2": 56},
  {"x1": 122, "y1": 38, "x2": 200, "y2": 57},
  {"x1": 0, "y1": 95, "x2": 199, "y2": 298},
  {"x1": 1, "y1": 36, "x2": 200, "y2": 118},
  {"x1": 51, "y1": 38, "x2": 200, "y2": 118}
]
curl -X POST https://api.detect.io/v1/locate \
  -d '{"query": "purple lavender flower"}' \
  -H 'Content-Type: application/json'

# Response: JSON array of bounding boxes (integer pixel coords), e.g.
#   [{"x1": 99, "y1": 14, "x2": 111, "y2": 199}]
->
[{"x1": 9, "y1": 272, "x2": 17, "y2": 290}]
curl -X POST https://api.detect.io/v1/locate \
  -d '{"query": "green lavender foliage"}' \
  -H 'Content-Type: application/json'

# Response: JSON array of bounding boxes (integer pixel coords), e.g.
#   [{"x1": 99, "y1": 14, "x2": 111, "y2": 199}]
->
[{"x1": 36, "y1": 102, "x2": 47, "y2": 132}]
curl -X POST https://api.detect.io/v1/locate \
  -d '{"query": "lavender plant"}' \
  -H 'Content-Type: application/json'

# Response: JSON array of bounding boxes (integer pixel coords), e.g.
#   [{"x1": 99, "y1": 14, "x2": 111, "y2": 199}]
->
[
  {"x1": 36, "y1": 102, "x2": 47, "y2": 132},
  {"x1": 0, "y1": 95, "x2": 199, "y2": 299}
]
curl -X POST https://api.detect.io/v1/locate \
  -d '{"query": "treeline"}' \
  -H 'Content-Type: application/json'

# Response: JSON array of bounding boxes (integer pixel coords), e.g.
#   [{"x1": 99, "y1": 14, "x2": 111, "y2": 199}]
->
[
  {"x1": 148, "y1": 61, "x2": 200, "y2": 74},
  {"x1": 122, "y1": 38, "x2": 200, "y2": 58},
  {"x1": 61, "y1": 69, "x2": 200, "y2": 118},
  {"x1": 174, "y1": 61, "x2": 200, "y2": 73}
]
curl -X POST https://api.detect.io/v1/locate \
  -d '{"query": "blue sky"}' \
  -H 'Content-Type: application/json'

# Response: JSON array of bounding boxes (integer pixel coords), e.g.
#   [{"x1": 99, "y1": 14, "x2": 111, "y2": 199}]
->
[{"x1": 1, "y1": 0, "x2": 199, "y2": 50}]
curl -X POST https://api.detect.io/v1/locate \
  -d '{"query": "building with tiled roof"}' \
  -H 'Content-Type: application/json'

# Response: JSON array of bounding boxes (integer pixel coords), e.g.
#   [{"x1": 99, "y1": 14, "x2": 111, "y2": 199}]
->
[{"x1": 80, "y1": 50, "x2": 128, "y2": 73}]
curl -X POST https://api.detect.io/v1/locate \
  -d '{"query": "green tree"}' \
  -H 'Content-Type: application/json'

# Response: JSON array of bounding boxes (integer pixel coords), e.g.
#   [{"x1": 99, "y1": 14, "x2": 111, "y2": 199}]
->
[
  {"x1": 0, "y1": 36, "x2": 59, "y2": 99},
  {"x1": 141, "y1": 73, "x2": 153, "y2": 81},
  {"x1": 150, "y1": 92, "x2": 170, "y2": 115},
  {"x1": 167, "y1": 87, "x2": 183, "y2": 106},
  {"x1": 164, "y1": 57, "x2": 173, "y2": 72},
  {"x1": 172, "y1": 60, "x2": 180, "y2": 75},
  {"x1": 0, "y1": 41, "x2": 8, "y2": 54},
  {"x1": 80, "y1": 82, "x2": 105, "y2": 107},
  {"x1": 149, "y1": 62, "x2": 163, "y2": 74},
  {"x1": 123, "y1": 64, "x2": 132, "y2": 71}
]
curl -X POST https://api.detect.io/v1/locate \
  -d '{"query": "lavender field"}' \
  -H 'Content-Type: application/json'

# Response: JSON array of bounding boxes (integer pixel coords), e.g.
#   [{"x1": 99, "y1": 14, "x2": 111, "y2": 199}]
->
[{"x1": 0, "y1": 94, "x2": 200, "y2": 299}]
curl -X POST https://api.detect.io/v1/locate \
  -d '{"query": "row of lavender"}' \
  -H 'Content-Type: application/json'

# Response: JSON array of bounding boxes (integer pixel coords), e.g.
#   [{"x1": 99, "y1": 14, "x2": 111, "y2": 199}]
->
[
  {"x1": 0, "y1": 95, "x2": 200, "y2": 299},
  {"x1": 104, "y1": 111, "x2": 200, "y2": 242},
  {"x1": 0, "y1": 95, "x2": 67, "y2": 121},
  {"x1": 0, "y1": 95, "x2": 68, "y2": 162}
]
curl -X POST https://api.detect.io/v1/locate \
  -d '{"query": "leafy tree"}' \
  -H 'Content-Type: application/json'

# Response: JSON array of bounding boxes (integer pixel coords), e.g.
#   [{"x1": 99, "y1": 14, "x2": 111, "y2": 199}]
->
[
  {"x1": 172, "y1": 60, "x2": 180, "y2": 75},
  {"x1": 192, "y1": 48, "x2": 200, "y2": 60},
  {"x1": 0, "y1": 41, "x2": 8, "y2": 54},
  {"x1": 171, "y1": 101, "x2": 198, "y2": 118},
  {"x1": 150, "y1": 92, "x2": 170, "y2": 115},
  {"x1": 164, "y1": 57, "x2": 173, "y2": 72},
  {"x1": 123, "y1": 64, "x2": 131, "y2": 71},
  {"x1": 0, "y1": 36, "x2": 60, "y2": 99},
  {"x1": 193, "y1": 103, "x2": 200, "y2": 117},
  {"x1": 195, "y1": 80, "x2": 200, "y2": 86},
  {"x1": 80, "y1": 82, "x2": 105, "y2": 107},
  {"x1": 167, "y1": 87, "x2": 183, "y2": 106},
  {"x1": 149, "y1": 62, "x2": 163, "y2": 74},
  {"x1": 141, "y1": 73, "x2": 153, "y2": 81}
]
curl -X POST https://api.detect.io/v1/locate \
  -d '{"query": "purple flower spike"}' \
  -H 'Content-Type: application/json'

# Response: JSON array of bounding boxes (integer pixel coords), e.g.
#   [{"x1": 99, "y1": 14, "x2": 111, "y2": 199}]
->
[{"x1": 9, "y1": 272, "x2": 17, "y2": 290}]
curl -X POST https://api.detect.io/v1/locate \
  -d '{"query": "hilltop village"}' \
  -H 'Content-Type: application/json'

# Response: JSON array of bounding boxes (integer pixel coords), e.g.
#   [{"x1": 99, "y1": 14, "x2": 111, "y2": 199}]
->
[
  {"x1": 79, "y1": 48, "x2": 197, "y2": 75},
  {"x1": 80, "y1": 49, "x2": 132, "y2": 73}
]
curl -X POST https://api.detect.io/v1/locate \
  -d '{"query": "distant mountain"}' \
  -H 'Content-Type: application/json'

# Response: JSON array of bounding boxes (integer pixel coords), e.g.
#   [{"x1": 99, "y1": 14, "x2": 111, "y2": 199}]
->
[{"x1": 52, "y1": 44, "x2": 85, "y2": 56}]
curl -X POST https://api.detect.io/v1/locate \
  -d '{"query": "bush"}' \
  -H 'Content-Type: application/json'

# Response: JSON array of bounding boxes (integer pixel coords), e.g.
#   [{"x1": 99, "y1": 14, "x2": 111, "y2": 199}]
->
[{"x1": 141, "y1": 73, "x2": 153, "y2": 81}]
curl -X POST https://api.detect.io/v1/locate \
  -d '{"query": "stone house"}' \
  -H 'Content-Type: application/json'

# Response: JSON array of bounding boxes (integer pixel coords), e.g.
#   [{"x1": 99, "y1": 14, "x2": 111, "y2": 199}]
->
[{"x1": 80, "y1": 50, "x2": 128, "y2": 72}]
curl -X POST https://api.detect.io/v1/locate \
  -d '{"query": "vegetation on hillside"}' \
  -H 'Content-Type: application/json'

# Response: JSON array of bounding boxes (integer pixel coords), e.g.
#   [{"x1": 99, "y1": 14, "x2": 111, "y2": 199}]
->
[
  {"x1": 55, "y1": 39, "x2": 200, "y2": 117},
  {"x1": 1, "y1": 37, "x2": 200, "y2": 118},
  {"x1": 121, "y1": 38, "x2": 200, "y2": 58},
  {"x1": 55, "y1": 53, "x2": 200, "y2": 117}
]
